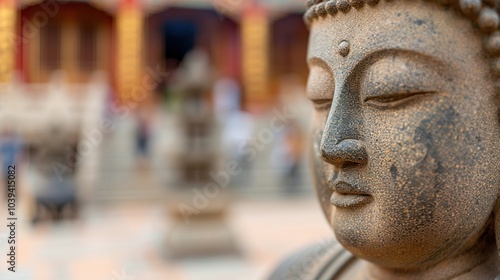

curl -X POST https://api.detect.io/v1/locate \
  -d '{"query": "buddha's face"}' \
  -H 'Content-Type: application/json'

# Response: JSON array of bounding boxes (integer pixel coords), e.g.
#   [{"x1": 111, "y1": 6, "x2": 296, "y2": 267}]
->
[{"x1": 308, "y1": 1, "x2": 500, "y2": 269}]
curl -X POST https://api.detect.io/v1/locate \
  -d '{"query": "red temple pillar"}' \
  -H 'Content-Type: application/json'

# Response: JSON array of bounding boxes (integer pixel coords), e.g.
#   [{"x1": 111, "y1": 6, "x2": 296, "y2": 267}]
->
[
  {"x1": 241, "y1": 3, "x2": 270, "y2": 110},
  {"x1": 0, "y1": 0, "x2": 17, "y2": 84},
  {"x1": 116, "y1": 0, "x2": 143, "y2": 104}
]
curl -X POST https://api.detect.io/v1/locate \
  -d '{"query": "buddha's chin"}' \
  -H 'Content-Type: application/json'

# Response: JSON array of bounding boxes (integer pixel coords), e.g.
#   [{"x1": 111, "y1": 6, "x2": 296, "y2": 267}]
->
[
  {"x1": 331, "y1": 209, "x2": 436, "y2": 269},
  {"x1": 334, "y1": 233, "x2": 427, "y2": 269}
]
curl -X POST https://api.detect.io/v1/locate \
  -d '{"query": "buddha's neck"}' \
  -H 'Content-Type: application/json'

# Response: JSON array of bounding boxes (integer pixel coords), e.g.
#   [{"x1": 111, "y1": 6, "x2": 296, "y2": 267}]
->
[{"x1": 364, "y1": 234, "x2": 498, "y2": 280}]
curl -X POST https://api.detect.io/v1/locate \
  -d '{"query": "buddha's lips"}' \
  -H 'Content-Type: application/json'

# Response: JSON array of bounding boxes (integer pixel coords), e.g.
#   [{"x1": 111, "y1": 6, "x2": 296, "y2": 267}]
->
[
  {"x1": 330, "y1": 192, "x2": 372, "y2": 208},
  {"x1": 329, "y1": 181, "x2": 372, "y2": 208},
  {"x1": 330, "y1": 181, "x2": 371, "y2": 196}
]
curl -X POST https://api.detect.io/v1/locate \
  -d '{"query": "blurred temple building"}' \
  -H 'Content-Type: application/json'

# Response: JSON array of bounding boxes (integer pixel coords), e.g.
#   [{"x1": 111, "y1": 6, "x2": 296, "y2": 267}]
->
[
  {"x1": 0, "y1": 0, "x2": 312, "y2": 206},
  {"x1": 3, "y1": 0, "x2": 309, "y2": 108}
]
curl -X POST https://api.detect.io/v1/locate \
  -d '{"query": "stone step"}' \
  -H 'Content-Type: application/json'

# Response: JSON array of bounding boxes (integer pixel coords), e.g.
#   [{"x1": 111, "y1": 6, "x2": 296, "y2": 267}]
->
[{"x1": 92, "y1": 189, "x2": 167, "y2": 202}]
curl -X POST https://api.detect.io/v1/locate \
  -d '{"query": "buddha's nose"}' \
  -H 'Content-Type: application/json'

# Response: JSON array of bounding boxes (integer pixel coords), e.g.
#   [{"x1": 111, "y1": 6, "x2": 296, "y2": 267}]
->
[
  {"x1": 320, "y1": 138, "x2": 368, "y2": 166},
  {"x1": 319, "y1": 88, "x2": 368, "y2": 167}
]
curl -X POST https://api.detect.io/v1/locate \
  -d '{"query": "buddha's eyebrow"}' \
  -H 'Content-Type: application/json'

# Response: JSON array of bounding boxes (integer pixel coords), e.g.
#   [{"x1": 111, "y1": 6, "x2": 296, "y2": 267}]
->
[
  {"x1": 307, "y1": 49, "x2": 448, "y2": 75},
  {"x1": 353, "y1": 49, "x2": 449, "y2": 75}
]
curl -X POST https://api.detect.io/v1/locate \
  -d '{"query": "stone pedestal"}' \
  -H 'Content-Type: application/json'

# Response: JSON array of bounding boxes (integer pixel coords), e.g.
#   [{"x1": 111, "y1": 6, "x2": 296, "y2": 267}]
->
[
  {"x1": 166, "y1": 191, "x2": 237, "y2": 258},
  {"x1": 165, "y1": 72, "x2": 238, "y2": 257}
]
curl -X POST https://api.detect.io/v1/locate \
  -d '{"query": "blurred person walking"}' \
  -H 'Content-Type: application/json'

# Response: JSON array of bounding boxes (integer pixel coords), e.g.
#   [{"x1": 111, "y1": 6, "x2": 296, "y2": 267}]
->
[
  {"x1": 134, "y1": 106, "x2": 156, "y2": 171},
  {"x1": 0, "y1": 126, "x2": 22, "y2": 199}
]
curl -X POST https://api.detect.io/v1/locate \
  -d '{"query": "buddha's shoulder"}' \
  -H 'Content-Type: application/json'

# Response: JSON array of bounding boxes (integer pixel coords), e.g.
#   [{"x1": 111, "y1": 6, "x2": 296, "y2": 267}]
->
[{"x1": 268, "y1": 239, "x2": 355, "y2": 280}]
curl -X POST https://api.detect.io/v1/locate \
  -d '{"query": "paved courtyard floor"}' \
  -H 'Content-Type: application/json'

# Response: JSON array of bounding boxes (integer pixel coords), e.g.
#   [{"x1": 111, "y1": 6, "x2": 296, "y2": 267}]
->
[{"x1": 0, "y1": 196, "x2": 332, "y2": 280}]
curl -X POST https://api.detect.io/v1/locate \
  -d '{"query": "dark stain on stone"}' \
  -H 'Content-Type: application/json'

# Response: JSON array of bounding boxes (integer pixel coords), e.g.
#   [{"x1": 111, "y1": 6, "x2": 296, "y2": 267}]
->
[
  {"x1": 415, "y1": 19, "x2": 425, "y2": 26},
  {"x1": 390, "y1": 164, "x2": 398, "y2": 181}
]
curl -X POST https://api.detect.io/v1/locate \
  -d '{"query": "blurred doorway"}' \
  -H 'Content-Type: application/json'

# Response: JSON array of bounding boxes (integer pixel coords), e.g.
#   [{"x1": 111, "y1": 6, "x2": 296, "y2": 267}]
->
[
  {"x1": 162, "y1": 20, "x2": 197, "y2": 70},
  {"x1": 146, "y1": 7, "x2": 241, "y2": 103}
]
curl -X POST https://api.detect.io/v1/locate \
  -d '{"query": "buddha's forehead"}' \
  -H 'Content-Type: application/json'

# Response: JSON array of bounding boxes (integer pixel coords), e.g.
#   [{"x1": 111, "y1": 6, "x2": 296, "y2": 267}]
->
[{"x1": 307, "y1": 1, "x2": 483, "y2": 76}]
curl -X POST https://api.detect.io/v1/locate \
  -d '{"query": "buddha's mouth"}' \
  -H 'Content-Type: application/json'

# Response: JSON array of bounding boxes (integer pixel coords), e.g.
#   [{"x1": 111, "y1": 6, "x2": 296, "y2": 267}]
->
[
  {"x1": 330, "y1": 192, "x2": 372, "y2": 208},
  {"x1": 330, "y1": 181, "x2": 372, "y2": 208}
]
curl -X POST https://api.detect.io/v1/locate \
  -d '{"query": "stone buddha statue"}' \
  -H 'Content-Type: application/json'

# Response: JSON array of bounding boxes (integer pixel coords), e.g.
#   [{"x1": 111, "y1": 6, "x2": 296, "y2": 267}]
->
[{"x1": 269, "y1": 0, "x2": 500, "y2": 279}]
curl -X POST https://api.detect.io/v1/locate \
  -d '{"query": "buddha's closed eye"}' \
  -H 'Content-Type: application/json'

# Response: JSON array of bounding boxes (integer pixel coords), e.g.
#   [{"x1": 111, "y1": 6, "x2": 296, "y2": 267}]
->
[
  {"x1": 307, "y1": 61, "x2": 334, "y2": 111},
  {"x1": 363, "y1": 90, "x2": 437, "y2": 109},
  {"x1": 306, "y1": 53, "x2": 446, "y2": 111},
  {"x1": 361, "y1": 55, "x2": 444, "y2": 109},
  {"x1": 310, "y1": 98, "x2": 332, "y2": 111}
]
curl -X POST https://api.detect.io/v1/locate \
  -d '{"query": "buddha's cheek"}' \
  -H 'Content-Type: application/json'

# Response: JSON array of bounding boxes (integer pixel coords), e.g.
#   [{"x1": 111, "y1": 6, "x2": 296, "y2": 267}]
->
[
  {"x1": 334, "y1": 147, "x2": 445, "y2": 268},
  {"x1": 380, "y1": 105, "x2": 495, "y2": 235},
  {"x1": 376, "y1": 137, "x2": 442, "y2": 238},
  {"x1": 336, "y1": 105, "x2": 497, "y2": 268}
]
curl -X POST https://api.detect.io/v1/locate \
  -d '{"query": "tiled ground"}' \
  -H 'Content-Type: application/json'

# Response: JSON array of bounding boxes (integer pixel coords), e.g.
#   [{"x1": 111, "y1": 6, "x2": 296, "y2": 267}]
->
[{"x1": 0, "y1": 196, "x2": 332, "y2": 280}]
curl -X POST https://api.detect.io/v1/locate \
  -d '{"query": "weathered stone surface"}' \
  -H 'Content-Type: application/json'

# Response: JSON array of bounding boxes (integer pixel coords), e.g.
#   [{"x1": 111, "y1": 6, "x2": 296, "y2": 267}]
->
[{"x1": 274, "y1": 0, "x2": 500, "y2": 279}]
